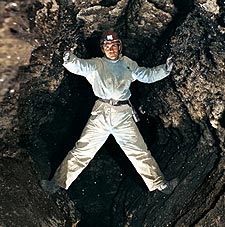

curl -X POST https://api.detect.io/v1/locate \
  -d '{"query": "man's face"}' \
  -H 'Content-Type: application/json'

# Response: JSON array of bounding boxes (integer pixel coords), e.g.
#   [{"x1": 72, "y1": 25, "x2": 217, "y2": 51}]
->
[{"x1": 102, "y1": 41, "x2": 121, "y2": 60}]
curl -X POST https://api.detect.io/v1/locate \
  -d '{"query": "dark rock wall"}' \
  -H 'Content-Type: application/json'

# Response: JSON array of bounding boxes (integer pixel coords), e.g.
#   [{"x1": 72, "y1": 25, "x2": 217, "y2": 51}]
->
[{"x1": 0, "y1": 0, "x2": 225, "y2": 227}]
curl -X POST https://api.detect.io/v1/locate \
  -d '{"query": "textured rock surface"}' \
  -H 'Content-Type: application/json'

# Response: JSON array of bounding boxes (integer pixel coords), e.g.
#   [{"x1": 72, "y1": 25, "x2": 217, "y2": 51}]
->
[{"x1": 0, "y1": 0, "x2": 225, "y2": 227}]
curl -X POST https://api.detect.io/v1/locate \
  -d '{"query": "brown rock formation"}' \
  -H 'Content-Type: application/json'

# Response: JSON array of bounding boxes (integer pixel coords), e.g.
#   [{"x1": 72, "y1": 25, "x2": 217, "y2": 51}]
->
[{"x1": 0, "y1": 0, "x2": 224, "y2": 227}]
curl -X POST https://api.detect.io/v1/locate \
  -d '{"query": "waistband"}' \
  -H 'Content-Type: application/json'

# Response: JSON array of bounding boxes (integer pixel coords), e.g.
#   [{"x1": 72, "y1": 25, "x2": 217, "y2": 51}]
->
[{"x1": 98, "y1": 98, "x2": 129, "y2": 106}]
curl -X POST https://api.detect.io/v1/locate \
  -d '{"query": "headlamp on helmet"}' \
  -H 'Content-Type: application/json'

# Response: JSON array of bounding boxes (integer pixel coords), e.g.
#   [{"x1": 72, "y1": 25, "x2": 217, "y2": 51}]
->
[
  {"x1": 100, "y1": 31, "x2": 121, "y2": 46},
  {"x1": 100, "y1": 31, "x2": 122, "y2": 51}
]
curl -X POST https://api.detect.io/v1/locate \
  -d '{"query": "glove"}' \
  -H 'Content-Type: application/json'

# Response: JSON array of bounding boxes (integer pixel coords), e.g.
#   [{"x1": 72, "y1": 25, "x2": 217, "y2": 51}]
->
[
  {"x1": 63, "y1": 44, "x2": 77, "y2": 63},
  {"x1": 63, "y1": 52, "x2": 70, "y2": 63},
  {"x1": 166, "y1": 56, "x2": 174, "y2": 72}
]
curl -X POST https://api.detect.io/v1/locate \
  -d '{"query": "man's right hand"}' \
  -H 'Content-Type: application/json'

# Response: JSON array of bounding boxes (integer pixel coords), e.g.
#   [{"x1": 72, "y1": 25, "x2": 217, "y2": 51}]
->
[
  {"x1": 63, "y1": 52, "x2": 70, "y2": 63},
  {"x1": 63, "y1": 44, "x2": 77, "y2": 63}
]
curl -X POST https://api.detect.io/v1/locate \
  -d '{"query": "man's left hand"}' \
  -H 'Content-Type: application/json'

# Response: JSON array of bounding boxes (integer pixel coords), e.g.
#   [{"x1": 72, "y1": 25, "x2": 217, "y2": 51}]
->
[
  {"x1": 63, "y1": 52, "x2": 70, "y2": 63},
  {"x1": 166, "y1": 56, "x2": 174, "y2": 72}
]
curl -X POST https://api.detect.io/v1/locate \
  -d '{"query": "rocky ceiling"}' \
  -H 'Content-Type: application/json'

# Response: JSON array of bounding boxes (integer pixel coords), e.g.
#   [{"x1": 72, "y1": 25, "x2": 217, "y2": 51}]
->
[{"x1": 0, "y1": 0, "x2": 225, "y2": 227}]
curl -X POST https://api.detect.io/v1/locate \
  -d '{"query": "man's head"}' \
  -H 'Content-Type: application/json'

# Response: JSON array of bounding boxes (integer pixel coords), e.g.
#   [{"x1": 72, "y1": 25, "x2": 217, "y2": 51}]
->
[{"x1": 100, "y1": 31, "x2": 122, "y2": 60}]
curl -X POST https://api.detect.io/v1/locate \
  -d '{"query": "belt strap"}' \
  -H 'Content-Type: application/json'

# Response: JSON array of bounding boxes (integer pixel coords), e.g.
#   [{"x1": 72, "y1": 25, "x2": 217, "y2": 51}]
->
[{"x1": 99, "y1": 98, "x2": 128, "y2": 106}]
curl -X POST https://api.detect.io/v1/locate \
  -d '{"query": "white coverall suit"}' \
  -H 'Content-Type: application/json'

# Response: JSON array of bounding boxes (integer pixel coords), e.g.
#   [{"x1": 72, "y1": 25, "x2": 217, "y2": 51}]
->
[{"x1": 52, "y1": 53, "x2": 172, "y2": 191}]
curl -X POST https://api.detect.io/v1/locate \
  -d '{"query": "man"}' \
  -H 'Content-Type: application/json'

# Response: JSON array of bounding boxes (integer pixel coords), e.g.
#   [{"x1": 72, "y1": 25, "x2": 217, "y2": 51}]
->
[{"x1": 41, "y1": 30, "x2": 178, "y2": 194}]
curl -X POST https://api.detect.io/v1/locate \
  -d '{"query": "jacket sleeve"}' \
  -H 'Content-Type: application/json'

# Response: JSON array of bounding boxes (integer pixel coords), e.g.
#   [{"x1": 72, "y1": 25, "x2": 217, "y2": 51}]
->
[
  {"x1": 123, "y1": 56, "x2": 171, "y2": 83},
  {"x1": 63, "y1": 53, "x2": 97, "y2": 77}
]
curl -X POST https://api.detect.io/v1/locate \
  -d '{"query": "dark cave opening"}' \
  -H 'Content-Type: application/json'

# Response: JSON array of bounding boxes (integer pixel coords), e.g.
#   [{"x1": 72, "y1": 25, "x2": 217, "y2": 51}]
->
[
  {"x1": 219, "y1": 110, "x2": 225, "y2": 128},
  {"x1": 84, "y1": 36, "x2": 103, "y2": 58},
  {"x1": 172, "y1": 0, "x2": 195, "y2": 13}
]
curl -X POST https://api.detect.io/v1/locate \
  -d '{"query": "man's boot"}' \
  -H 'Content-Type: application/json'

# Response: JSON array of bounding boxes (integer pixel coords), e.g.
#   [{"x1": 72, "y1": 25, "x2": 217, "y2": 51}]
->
[
  {"x1": 158, "y1": 178, "x2": 178, "y2": 194},
  {"x1": 40, "y1": 179, "x2": 60, "y2": 194}
]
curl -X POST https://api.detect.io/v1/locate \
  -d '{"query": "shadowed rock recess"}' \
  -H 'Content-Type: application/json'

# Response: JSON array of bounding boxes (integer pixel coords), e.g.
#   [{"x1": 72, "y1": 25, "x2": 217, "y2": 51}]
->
[{"x1": 0, "y1": 0, "x2": 225, "y2": 226}]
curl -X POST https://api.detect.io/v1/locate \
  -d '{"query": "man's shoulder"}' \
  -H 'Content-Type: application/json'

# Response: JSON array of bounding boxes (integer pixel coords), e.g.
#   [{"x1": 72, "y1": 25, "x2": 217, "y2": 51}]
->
[
  {"x1": 85, "y1": 57, "x2": 103, "y2": 65},
  {"x1": 120, "y1": 55, "x2": 138, "y2": 69},
  {"x1": 121, "y1": 55, "x2": 130, "y2": 61},
  {"x1": 121, "y1": 55, "x2": 136, "y2": 64}
]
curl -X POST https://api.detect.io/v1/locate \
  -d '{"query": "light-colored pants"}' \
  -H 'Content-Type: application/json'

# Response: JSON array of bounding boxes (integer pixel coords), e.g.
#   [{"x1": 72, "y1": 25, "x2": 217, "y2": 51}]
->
[{"x1": 53, "y1": 100, "x2": 165, "y2": 191}]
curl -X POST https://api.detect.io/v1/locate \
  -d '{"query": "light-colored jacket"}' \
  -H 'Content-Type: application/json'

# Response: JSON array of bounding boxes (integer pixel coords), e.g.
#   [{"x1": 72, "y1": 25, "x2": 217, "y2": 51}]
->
[{"x1": 63, "y1": 54, "x2": 171, "y2": 101}]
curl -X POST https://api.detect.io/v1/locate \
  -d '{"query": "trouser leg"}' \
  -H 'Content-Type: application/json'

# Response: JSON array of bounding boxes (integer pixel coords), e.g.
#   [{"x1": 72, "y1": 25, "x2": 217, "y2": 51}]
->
[
  {"x1": 111, "y1": 106, "x2": 165, "y2": 191},
  {"x1": 53, "y1": 101, "x2": 110, "y2": 189}
]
